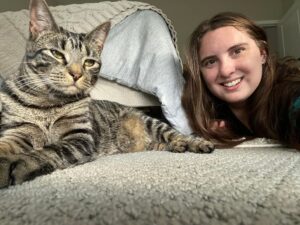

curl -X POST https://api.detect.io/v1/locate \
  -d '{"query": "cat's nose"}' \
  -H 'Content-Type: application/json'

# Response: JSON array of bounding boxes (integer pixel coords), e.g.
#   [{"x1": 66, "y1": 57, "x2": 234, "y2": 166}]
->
[
  {"x1": 68, "y1": 64, "x2": 82, "y2": 81},
  {"x1": 69, "y1": 71, "x2": 82, "y2": 81}
]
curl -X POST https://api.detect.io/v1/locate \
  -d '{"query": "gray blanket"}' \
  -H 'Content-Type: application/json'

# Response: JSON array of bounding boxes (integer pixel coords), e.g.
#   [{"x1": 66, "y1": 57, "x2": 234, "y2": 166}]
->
[{"x1": 1, "y1": 146, "x2": 299, "y2": 225}]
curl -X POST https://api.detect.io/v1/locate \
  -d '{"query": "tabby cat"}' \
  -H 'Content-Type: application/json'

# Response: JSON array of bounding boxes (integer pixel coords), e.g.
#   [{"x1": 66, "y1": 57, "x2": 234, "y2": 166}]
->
[{"x1": 0, "y1": 0, "x2": 214, "y2": 188}]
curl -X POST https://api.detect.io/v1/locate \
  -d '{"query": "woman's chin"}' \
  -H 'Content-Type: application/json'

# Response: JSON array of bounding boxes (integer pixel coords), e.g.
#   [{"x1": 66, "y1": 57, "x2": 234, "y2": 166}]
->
[{"x1": 227, "y1": 98, "x2": 248, "y2": 109}]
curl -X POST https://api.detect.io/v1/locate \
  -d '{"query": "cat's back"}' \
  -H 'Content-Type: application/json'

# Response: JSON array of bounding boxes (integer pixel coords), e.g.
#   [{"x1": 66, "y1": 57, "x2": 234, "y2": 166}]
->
[{"x1": 89, "y1": 99, "x2": 136, "y2": 121}]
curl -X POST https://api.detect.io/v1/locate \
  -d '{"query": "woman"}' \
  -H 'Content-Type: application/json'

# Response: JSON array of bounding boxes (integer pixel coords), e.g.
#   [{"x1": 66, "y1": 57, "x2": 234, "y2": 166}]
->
[{"x1": 182, "y1": 12, "x2": 300, "y2": 149}]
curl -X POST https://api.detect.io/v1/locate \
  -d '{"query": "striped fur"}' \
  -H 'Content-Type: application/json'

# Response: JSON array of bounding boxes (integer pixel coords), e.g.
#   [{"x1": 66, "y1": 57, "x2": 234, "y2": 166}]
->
[{"x1": 0, "y1": 0, "x2": 214, "y2": 188}]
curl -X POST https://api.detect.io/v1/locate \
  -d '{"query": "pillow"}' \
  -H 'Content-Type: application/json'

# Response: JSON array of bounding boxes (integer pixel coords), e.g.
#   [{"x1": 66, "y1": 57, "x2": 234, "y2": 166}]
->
[{"x1": 98, "y1": 10, "x2": 192, "y2": 134}]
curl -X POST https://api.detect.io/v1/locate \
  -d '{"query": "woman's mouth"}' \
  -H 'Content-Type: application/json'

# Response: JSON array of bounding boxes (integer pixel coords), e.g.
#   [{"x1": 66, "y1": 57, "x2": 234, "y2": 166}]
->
[{"x1": 222, "y1": 78, "x2": 242, "y2": 87}]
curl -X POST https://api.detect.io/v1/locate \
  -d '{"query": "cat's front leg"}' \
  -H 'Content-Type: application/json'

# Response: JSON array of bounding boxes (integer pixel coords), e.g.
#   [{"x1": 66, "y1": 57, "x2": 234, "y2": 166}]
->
[
  {"x1": 0, "y1": 138, "x2": 96, "y2": 188},
  {"x1": 141, "y1": 115, "x2": 215, "y2": 153}
]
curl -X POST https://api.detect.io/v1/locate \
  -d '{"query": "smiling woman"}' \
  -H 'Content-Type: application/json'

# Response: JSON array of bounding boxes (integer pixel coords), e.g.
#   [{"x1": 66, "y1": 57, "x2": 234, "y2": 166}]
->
[
  {"x1": 182, "y1": 12, "x2": 300, "y2": 149},
  {"x1": 199, "y1": 26, "x2": 265, "y2": 115}
]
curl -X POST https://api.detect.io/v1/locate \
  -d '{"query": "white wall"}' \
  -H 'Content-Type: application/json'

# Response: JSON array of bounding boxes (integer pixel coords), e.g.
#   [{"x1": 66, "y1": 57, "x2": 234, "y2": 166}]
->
[
  {"x1": 143, "y1": 0, "x2": 284, "y2": 54},
  {"x1": 0, "y1": 0, "x2": 290, "y2": 55},
  {"x1": 282, "y1": 0, "x2": 296, "y2": 12},
  {"x1": 278, "y1": 0, "x2": 300, "y2": 58}
]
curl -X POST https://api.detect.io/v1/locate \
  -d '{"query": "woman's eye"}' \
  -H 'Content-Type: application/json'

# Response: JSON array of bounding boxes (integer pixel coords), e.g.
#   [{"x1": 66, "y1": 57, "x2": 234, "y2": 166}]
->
[
  {"x1": 50, "y1": 49, "x2": 64, "y2": 59},
  {"x1": 233, "y1": 47, "x2": 245, "y2": 56},
  {"x1": 203, "y1": 58, "x2": 217, "y2": 68},
  {"x1": 84, "y1": 59, "x2": 97, "y2": 67}
]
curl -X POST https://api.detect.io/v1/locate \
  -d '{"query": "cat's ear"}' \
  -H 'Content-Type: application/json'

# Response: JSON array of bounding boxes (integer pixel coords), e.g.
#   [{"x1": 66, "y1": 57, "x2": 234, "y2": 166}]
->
[
  {"x1": 86, "y1": 22, "x2": 111, "y2": 52},
  {"x1": 29, "y1": 0, "x2": 59, "y2": 40}
]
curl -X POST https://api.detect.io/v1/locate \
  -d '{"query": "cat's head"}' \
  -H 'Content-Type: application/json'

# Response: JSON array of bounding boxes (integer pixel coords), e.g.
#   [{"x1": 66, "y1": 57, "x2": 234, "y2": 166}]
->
[{"x1": 24, "y1": 0, "x2": 110, "y2": 97}]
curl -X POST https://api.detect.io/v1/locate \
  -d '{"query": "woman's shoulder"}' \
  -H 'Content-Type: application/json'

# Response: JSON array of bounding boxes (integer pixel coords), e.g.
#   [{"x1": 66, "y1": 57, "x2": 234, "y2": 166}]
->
[
  {"x1": 272, "y1": 56, "x2": 300, "y2": 98},
  {"x1": 270, "y1": 57, "x2": 300, "y2": 117},
  {"x1": 275, "y1": 56, "x2": 300, "y2": 80}
]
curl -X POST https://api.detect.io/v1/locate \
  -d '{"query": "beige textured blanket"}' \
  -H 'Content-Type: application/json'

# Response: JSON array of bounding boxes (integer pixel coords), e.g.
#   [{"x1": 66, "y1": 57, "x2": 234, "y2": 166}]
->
[{"x1": 0, "y1": 1, "x2": 179, "y2": 76}]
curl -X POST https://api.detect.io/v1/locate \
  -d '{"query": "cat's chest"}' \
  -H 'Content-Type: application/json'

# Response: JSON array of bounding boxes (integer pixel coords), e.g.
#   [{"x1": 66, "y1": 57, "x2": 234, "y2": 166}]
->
[{"x1": 0, "y1": 93, "x2": 90, "y2": 130}]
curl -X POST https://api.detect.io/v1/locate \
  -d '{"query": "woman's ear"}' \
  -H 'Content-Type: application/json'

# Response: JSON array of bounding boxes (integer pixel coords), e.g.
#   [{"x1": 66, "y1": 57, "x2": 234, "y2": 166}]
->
[{"x1": 260, "y1": 49, "x2": 267, "y2": 64}]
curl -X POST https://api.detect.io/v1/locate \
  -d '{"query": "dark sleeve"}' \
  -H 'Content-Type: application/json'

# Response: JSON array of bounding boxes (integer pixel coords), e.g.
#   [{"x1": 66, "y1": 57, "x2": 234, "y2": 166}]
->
[
  {"x1": 217, "y1": 103, "x2": 252, "y2": 137},
  {"x1": 273, "y1": 59, "x2": 300, "y2": 145},
  {"x1": 289, "y1": 96, "x2": 300, "y2": 142}
]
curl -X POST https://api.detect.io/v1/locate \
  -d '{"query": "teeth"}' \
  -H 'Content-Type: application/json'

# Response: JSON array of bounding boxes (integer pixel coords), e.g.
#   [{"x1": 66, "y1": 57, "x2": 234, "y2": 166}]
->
[{"x1": 223, "y1": 78, "x2": 241, "y2": 87}]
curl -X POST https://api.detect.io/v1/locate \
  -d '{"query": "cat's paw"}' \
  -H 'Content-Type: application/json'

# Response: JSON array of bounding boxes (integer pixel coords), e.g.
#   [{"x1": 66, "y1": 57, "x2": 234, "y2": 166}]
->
[
  {"x1": 0, "y1": 154, "x2": 53, "y2": 188},
  {"x1": 187, "y1": 137, "x2": 215, "y2": 153},
  {"x1": 0, "y1": 157, "x2": 12, "y2": 188},
  {"x1": 169, "y1": 137, "x2": 214, "y2": 153}
]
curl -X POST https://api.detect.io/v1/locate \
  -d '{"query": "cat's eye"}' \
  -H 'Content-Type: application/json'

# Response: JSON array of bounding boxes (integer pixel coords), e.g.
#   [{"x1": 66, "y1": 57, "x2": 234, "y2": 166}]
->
[
  {"x1": 50, "y1": 49, "x2": 65, "y2": 60},
  {"x1": 84, "y1": 59, "x2": 97, "y2": 68}
]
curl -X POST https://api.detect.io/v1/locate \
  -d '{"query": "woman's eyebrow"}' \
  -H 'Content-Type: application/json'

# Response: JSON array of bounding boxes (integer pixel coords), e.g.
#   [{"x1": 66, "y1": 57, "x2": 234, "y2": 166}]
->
[
  {"x1": 200, "y1": 55, "x2": 216, "y2": 65},
  {"x1": 200, "y1": 42, "x2": 249, "y2": 63},
  {"x1": 228, "y1": 43, "x2": 248, "y2": 51}
]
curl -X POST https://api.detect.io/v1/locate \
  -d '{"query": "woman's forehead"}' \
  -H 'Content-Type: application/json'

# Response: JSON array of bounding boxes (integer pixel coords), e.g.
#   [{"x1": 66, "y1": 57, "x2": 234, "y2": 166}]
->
[{"x1": 199, "y1": 26, "x2": 255, "y2": 57}]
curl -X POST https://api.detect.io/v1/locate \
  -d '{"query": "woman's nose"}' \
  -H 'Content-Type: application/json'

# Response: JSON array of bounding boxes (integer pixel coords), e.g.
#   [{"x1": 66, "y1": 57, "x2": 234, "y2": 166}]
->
[{"x1": 219, "y1": 58, "x2": 235, "y2": 77}]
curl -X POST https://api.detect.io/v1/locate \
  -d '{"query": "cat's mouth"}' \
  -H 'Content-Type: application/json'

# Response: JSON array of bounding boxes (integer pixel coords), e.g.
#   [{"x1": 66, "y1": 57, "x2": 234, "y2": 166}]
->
[
  {"x1": 58, "y1": 80, "x2": 89, "y2": 96},
  {"x1": 57, "y1": 73, "x2": 90, "y2": 95}
]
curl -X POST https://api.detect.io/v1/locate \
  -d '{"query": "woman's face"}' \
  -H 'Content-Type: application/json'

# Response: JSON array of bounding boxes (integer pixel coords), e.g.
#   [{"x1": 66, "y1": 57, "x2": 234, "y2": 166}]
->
[{"x1": 199, "y1": 26, "x2": 266, "y2": 108}]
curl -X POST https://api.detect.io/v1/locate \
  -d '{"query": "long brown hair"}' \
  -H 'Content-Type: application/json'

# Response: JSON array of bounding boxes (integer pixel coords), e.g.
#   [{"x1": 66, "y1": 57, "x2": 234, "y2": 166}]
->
[{"x1": 182, "y1": 12, "x2": 276, "y2": 146}]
